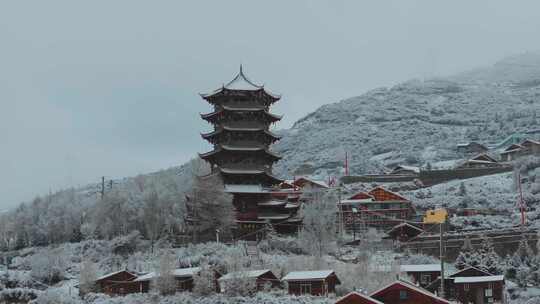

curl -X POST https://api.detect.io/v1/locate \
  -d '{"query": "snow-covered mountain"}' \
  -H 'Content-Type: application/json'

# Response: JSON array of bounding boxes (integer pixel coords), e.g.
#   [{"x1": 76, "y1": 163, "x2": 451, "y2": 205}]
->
[{"x1": 273, "y1": 51, "x2": 540, "y2": 178}]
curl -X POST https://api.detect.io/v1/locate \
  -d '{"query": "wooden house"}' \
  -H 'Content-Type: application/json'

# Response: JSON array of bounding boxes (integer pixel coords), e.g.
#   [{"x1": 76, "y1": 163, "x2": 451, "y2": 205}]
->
[
  {"x1": 218, "y1": 269, "x2": 279, "y2": 293},
  {"x1": 426, "y1": 266, "x2": 505, "y2": 303},
  {"x1": 500, "y1": 144, "x2": 524, "y2": 161},
  {"x1": 370, "y1": 280, "x2": 450, "y2": 304},
  {"x1": 520, "y1": 139, "x2": 540, "y2": 154},
  {"x1": 453, "y1": 275, "x2": 505, "y2": 304},
  {"x1": 133, "y1": 267, "x2": 202, "y2": 293},
  {"x1": 94, "y1": 270, "x2": 138, "y2": 296},
  {"x1": 457, "y1": 142, "x2": 489, "y2": 154},
  {"x1": 456, "y1": 153, "x2": 499, "y2": 169},
  {"x1": 282, "y1": 270, "x2": 341, "y2": 296},
  {"x1": 339, "y1": 187, "x2": 415, "y2": 231},
  {"x1": 335, "y1": 291, "x2": 384, "y2": 304},
  {"x1": 400, "y1": 264, "x2": 441, "y2": 288},
  {"x1": 385, "y1": 222, "x2": 424, "y2": 242}
]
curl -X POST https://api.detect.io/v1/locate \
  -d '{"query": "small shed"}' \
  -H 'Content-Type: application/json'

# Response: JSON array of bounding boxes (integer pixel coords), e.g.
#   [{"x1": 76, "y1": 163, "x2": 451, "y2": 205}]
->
[
  {"x1": 456, "y1": 153, "x2": 499, "y2": 169},
  {"x1": 335, "y1": 291, "x2": 384, "y2": 304},
  {"x1": 95, "y1": 270, "x2": 138, "y2": 296},
  {"x1": 453, "y1": 275, "x2": 505, "y2": 304},
  {"x1": 370, "y1": 280, "x2": 450, "y2": 304},
  {"x1": 385, "y1": 223, "x2": 424, "y2": 242},
  {"x1": 426, "y1": 266, "x2": 493, "y2": 299},
  {"x1": 282, "y1": 270, "x2": 341, "y2": 296},
  {"x1": 218, "y1": 269, "x2": 279, "y2": 293},
  {"x1": 134, "y1": 267, "x2": 202, "y2": 293},
  {"x1": 520, "y1": 139, "x2": 540, "y2": 154},
  {"x1": 500, "y1": 144, "x2": 524, "y2": 161},
  {"x1": 399, "y1": 264, "x2": 441, "y2": 288}
]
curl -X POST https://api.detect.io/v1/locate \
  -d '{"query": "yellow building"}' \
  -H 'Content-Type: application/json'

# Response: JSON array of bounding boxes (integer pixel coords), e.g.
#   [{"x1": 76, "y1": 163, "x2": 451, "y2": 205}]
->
[{"x1": 423, "y1": 208, "x2": 448, "y2": 224}]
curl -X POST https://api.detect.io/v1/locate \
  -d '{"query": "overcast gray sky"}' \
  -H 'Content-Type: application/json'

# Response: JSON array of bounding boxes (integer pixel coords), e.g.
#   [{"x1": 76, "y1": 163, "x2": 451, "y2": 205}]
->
[{"x1": 2, "y1": 0, "x2": 540, "y2": 208}]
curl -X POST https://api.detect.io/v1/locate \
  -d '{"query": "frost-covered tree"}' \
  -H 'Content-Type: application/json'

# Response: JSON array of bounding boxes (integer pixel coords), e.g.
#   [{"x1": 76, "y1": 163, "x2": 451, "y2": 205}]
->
[
  {"x1": 455, "y1": 235, "x2": 502, "y2": 275},
  {"x1": 142, "y1": 190, "x2": 164, "y2": 253},
  {"x1": 30, "y1": 290, "x2": 81, "y2": 304},
  {"x1": 79, "y1": 259, "x2": 98, "y2": 295},
  {"x1": 455, "y1": 237, "x2": 474, "y2": 270},
  {"x1": 186, "y1": 158, "x2": 235, "y2": 242},
  {"x1": 155, "y1": 251, "x2": 177, "y2": 295},
  {"x1": 30, "y1": 249, "x2": 66, "y2": 284},
  {"x1": 506, "y1": 236, "x2": 538, "y2": 286},
  {"x1": 192, "y1": 261, "x2": 217, "y2": 296},
  {"x1": 298, "y1": 190, "x2": 337, "y2": 258}
]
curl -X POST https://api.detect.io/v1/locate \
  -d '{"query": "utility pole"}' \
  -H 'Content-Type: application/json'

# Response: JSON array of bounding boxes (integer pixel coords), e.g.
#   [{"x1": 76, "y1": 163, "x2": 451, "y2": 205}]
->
[
  {"x1": 518, "y1": 172, "x2": 526, "y2": 228},
  {"x1": 101, "y1": 176, "x2": 105, "y2": 199},
  {"x1": 338, "y1": 186, "x2": 344, "y2": 238},
  {"x1": 439, "y1": 221, "x2": 445, "y2": 299}
]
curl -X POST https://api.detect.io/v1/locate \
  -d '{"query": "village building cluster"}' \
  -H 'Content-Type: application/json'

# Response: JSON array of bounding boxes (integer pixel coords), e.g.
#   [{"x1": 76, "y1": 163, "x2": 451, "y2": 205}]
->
[{"x1": 90, "y1": 264, "x2": 506, "y2": 303}]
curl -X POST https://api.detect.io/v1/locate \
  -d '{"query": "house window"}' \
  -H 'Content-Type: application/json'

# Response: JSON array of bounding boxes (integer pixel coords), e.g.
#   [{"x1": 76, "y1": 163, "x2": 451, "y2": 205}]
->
[
  {"x1": 399, "y1": 290, "x2": 408, "y2": 300},
  {"x1": 420, "y1": 274, "x2": 431, "y2": 284},
  {"x1": 300, "y1": 283, "x2": 311, "y2": 294},
  {"x1": 485, "y1": 288, "x2": 493, "y2": 297},
  {"x1": 464, "y1": 283, "x2": 470, "y2": 291}
]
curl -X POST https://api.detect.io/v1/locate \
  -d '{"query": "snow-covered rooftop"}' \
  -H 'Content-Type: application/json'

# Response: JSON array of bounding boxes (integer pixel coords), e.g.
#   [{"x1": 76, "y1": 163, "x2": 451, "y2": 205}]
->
[
  {"x1": 218, "y1": 269, "x2": 271, "y2": 281},
  {"x1": 96, "y1": 270, "x2": 134, "y2": 281},
  {"x1": 134, "y1": 267, "x2": 201, "y2": 282},
  {"x1": 281, "y1": 270, "x2": 335, "y2": 281},
  {"x1": 257, "y1": 200, "x2": 287, "y2": 207},
  {"x1": 371, "y1": 280, "x2": 450, "y2": 304},
  {"x1": 134, "y1": 272, "x2": 155, "y2": 282},
  {"x1": 258, "y1": 213, "x2": 289, "y2": 220},
  {"x1": 392, "y1": 165, "x2": 420, "y2": 173},
  {"x1": 335, "y1": 292, "x2": 385, "y2": 304},
  {"x1": 224, "y1": 184, "x2": 268, "y2": 193},
  {"x1": 400, "y1": 264, "x2": 441, "y2": 273},
  {"x1": 454, "y1": 275, "x2": 504, "y2": 283}
]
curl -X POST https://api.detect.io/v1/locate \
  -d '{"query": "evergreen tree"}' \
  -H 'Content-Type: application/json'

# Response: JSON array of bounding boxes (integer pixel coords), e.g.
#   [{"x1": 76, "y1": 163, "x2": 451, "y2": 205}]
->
[
  {"x1": 70, "y1": 227, "x2": 83, "y2": 243},
  {"x1": 515, "y1": 237, "x2": 534, "y2": 267},
  {"x1": 477, "y1": 236, "x2": 503, "y2": 275},
  {"x1": 455, "y1": 235, "x2": 503, "y2": 275},
  {"x1": 458, "y1": 182, "x2": 467, "y2": 196}
]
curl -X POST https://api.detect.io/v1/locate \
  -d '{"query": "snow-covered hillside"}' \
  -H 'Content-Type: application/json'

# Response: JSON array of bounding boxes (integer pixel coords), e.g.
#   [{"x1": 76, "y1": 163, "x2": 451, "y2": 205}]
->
[{"x1": 273, "y1": 52, "x2": 540, "y2": 178}]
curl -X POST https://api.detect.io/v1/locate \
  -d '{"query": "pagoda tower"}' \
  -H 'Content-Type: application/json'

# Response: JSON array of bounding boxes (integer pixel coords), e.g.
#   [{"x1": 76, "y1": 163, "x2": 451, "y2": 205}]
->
[{"x1": 199, "y1": 67, "x2": 300, "y2": 237}]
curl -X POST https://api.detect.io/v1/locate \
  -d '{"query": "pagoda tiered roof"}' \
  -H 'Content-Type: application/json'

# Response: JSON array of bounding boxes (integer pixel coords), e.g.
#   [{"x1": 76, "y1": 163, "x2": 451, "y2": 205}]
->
[
  {"x1": 200, "y1": 107, "x2": 282, "y2": 123},
  {"x1": 200, "y1": 66, "x2": 280, "y2": 101},
  {"x1": 201, "y1": 127, "x2": 281, "y2": 145},
  {"x1": 199, "y1": 144, "x2": 282, "y2": 162},
  {"x1": 218, "y1": 167, "x2": 282, "y2": 185},
  {"x1": 257, "y1": 200, "x2": 287, "y2": 207}
]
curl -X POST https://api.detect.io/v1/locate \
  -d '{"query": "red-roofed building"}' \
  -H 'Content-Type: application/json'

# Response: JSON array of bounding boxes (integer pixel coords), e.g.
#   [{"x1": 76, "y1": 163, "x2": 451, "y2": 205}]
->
[
  {"x1": 339, "y1": 187, "x2": 415, "y2": 231},
  {"x1": 348, "y1": 192, "x2": 373, "y2": 200},
  {"x1": 335, "y1": 292, "x2": 384, "y2": 304},
  {"x1": 94, "y1": 270, "x2": 139, "y2": 296},
  {"x1": 427, "y1": 267, "x2": 505, "y2": 304},
  {"x1": 370, "y1": 280, "x2": 450, "y2": 304},
  {"x1": 282, "y1": 270, "x2": 341, "y2": 296},
  {"x1": 368, "y1": 186, "x2": 409, "y2": 202}
]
